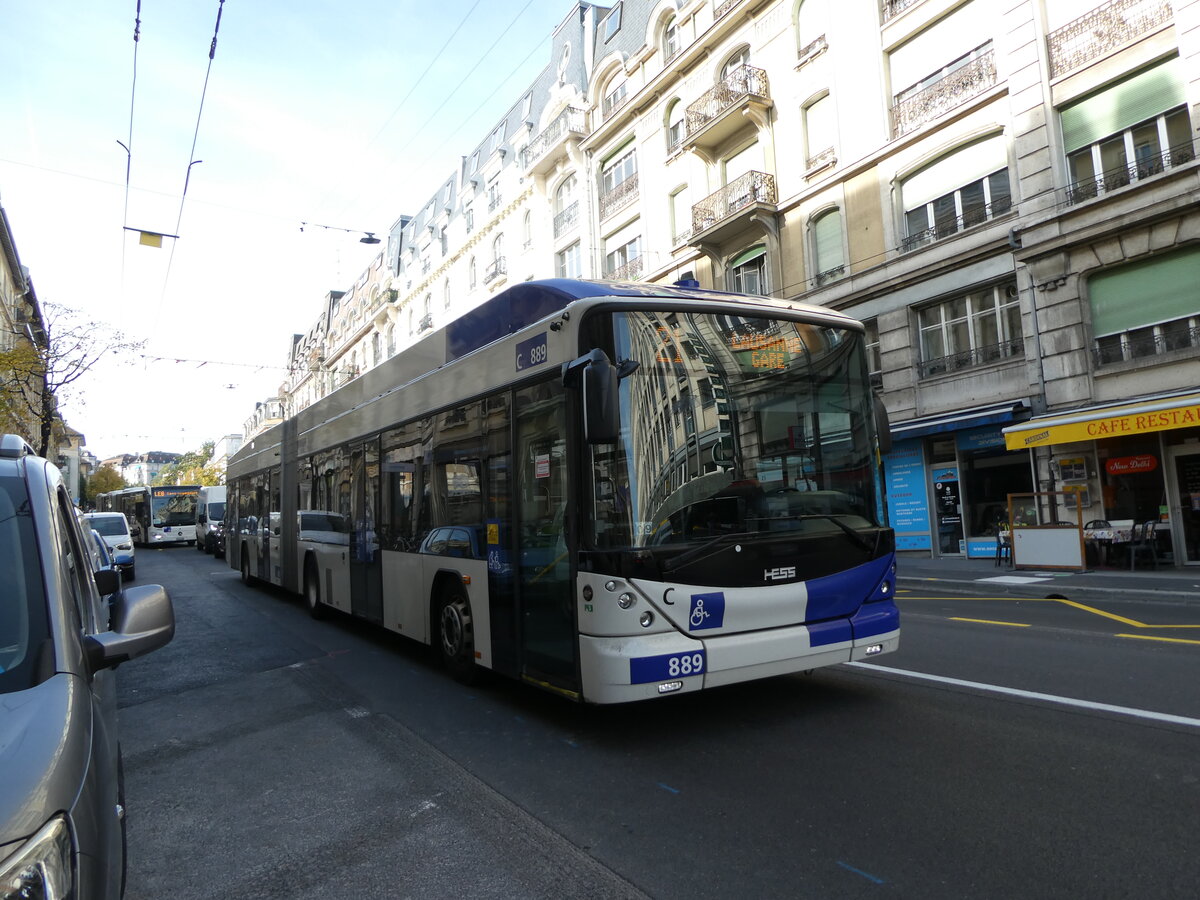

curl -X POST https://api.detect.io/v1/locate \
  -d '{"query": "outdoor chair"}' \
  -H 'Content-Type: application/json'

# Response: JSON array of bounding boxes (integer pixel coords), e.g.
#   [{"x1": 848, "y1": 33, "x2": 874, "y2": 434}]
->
[
  {"x1": 994, "y1": 526, "x2": 1012, "y2": 567},
  {"x1": 1129, "y1": 521, "x2": 1159, "y2": 570}
]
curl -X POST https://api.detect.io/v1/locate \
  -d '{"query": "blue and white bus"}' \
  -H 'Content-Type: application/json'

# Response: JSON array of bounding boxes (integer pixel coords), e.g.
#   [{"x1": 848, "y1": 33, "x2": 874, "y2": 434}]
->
[
  {"x1": 227, "y1": 279, "x2": 898, "y2": 703},
  {"x1": 97, "y1": 485, "x2": 200, "y2": 547}
]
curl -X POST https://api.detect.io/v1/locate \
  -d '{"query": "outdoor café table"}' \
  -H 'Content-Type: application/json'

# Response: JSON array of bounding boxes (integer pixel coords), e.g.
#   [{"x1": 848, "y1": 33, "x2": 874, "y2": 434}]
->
[{"x1": 1084, "y1": 525, "x2": 1133, "y2": 566}]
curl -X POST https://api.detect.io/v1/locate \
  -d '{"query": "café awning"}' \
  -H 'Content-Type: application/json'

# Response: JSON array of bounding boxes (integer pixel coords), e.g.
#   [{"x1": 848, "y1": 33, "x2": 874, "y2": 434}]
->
[{"x1": 1002, "y1": 391, "x2": 1200, "y2": 450}]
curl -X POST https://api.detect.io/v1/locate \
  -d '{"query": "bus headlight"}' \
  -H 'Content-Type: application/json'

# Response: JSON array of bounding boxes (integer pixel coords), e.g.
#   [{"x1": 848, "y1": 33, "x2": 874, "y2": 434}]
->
[{"x1": 617, "y1": 592, "x2": 635, "y2": 609}]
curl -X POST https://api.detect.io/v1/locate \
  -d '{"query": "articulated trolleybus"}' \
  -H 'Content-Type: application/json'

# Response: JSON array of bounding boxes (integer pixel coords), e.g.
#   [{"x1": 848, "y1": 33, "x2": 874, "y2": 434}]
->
[
  {"x1": 98, "y1": 485, "x2": 201, "y2": 546},
  {"x1": 227, "y1": 279, "x2": 898, "y2": 703}
]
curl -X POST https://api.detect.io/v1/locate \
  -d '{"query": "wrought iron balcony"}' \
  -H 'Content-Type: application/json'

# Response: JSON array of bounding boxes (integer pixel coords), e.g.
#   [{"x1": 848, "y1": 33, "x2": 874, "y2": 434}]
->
[
  {"x1": 797, "y1": 34, "x2": 827, "y2": 66},
  {"x1": 417, "y1": 313, "x2": 434, "y2": 334},
  {"x1": 685, "y1": 65, "x2": 771, "y2": 138},
  {"x1": 691, "y1": 171, "x2": 777, "y2": 236},
  {"x1": 520, "y1": 106, "x2": 587, "y2": 173},
  {"x1": 1047, "y1": 0, "x2": 1173, "y2": 79},
  {"x1": 1063, "y1": 141, "x2": 1195, "y2": 205},
  {"x1": 901, "y1": 198, "x2": 1013, "y2": 252},
  {"x1": 890, "y1": 48, "x2": 996, "y2": 138},
  {"x1": 600, "y1": 172, "x2": 639, "y2": 221},
  {"x1": 672, "y1": 227, "x2": 693, "y2": 246},
  {"x1": 1094, "y1": 321, "x2": 1200, "y2": 365},
  {"x1": 605, "y1": 255, "x2": 644, "y2": 281},
  {"x1": 919, "y1": 339, "x2": 1023, "y2": 378},
  {"x1": 881, "y1": 0, "x2": 923, "y2": 22},
  {"x1": 813, "y1": 265, "x2": 845, "y2": 287},
  {"x1": 553, "y1": 201, "x2": 579, "y2": 239},
  {"x1": 805, "y1": 146, "x2": 837, "y2": 175},
  {"x1": 483, "y1": 257, "x2": 506, "y2": 285},
  {"x1": 715, "y1": 0, "x2": 741, "y2": 20}
]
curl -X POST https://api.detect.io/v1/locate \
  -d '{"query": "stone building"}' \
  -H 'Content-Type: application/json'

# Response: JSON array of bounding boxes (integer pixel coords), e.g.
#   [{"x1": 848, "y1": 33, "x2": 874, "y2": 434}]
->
[{"x1": 268, "y1": 0, "x2": 1200, "y2": 564}]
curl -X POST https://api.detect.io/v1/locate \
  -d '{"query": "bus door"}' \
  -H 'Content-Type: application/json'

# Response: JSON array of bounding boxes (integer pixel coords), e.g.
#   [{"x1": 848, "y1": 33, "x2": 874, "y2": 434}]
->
[
  {"x1": 350, "y1": 441, "x2": 383, "y2": 623},
  {"x1": 256, "y1": 473, "x2": 270, "y2": 582},
  {"x1": 515, "y1": 381, "x2": 577, "y2": 691}
]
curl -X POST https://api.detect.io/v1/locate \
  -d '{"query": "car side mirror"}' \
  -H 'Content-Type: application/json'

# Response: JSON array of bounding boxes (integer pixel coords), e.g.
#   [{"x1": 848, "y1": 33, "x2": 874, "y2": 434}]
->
[{"x1": 84, "y1": 583, "x2": 176, "y2": 671}]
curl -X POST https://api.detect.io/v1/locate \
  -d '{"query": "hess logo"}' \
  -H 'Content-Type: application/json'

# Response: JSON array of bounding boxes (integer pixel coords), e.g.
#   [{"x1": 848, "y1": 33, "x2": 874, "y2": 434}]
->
[{"x1": 764, "y1": 566, "x2": 796, "y2": 581}]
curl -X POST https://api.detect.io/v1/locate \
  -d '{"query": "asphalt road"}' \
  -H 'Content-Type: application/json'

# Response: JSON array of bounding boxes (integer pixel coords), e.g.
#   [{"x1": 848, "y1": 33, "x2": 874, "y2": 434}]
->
[{"x1": 115, "y1": 546, "x2": 1200, "y2": 899}]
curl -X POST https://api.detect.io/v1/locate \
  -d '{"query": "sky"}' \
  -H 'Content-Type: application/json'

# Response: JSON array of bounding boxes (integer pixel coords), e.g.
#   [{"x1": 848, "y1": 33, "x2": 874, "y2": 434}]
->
[{"x1": 1, "y1": 0, "x2": 575, "y2": 461}]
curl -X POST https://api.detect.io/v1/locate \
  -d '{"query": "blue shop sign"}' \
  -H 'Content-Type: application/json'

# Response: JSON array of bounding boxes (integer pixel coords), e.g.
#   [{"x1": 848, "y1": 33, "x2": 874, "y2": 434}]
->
[{"x1": 883, "y1": 439, "x2": 931, "y2": 550}]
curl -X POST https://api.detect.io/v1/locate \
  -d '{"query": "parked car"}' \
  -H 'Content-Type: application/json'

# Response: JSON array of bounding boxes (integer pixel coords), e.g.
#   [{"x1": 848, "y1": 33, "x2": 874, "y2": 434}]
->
[
  {"x1": 0, "y1": 434, "x2": 175, "y2": 899},
  {"x1": 82, "y1": 511, "x2": 136, "y2": 580}
]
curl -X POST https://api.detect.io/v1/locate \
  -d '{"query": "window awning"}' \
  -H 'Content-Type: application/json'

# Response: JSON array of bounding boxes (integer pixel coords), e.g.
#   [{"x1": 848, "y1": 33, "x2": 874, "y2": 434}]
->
[
  {"x1": 891, "y1": 401, "x2": 1031, "y2": 440},
  {"x1": 1002, "y1": 391, "x2": 1200, "y2": 450}
]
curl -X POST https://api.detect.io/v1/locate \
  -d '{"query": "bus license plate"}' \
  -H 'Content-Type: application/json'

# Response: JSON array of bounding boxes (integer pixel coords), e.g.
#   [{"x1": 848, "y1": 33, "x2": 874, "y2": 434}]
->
[{"x1": 629, "y1": 650, "x2": 706, "y2": 684}]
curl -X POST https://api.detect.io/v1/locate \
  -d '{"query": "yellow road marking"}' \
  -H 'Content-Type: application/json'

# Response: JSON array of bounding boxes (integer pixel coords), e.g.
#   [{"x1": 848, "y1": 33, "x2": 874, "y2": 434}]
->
[
  {"x1": 903, "y1": 595, "x2": 1200, "y2": 630},
  {"x1": 949, "y1": 617, "x2": 1030, "y2": 628},
  {"x1": 1116, "y1": 633, "x2": 1200, "y2": 646}
]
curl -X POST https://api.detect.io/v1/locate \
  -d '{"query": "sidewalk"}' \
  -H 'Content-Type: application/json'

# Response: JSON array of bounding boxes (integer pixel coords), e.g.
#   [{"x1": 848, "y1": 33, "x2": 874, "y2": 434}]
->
[{"x1": 895, "y1": 553, "x2": 1200, "y2": 603}]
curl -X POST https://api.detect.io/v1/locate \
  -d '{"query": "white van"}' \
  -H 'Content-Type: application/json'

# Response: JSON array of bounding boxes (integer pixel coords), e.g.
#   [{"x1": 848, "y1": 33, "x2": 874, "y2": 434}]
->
[{"x1": 195, "y1": 485, "x2": 228, "y2": 557}]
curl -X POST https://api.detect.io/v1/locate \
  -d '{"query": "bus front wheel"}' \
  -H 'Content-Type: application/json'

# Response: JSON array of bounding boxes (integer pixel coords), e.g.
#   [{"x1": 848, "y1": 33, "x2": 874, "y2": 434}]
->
[{"x1": 438, "y1": 586, "x2": 477, "y2": 685}]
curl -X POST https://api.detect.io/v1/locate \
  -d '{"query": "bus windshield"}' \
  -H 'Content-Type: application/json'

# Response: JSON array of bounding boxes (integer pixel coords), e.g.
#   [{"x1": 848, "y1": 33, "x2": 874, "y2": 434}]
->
[
  {"x1": 588, "y1": 309, "x2": 881, "y2": 551},
  {"x1": 152, "y1": 488, "x2": 199, "y2": 527}
]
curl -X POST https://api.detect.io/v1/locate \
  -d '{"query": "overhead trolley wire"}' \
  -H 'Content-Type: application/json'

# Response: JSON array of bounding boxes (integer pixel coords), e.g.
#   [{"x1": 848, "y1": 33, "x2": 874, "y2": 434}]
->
[{"x1": 118, "y1": 0, "x2": 144, "y2": 285}]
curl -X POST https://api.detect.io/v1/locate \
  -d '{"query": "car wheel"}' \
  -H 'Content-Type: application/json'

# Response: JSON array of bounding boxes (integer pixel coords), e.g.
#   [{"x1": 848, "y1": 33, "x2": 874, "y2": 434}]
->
[
  {"x1": 438, "y1": 585, "x2": 477, "y2": 684},
  {"x1": 125, "y1": 565, "x2": 135, "y2": 581},
  {"x1": 304, "y1": 559, "x2": 327, "y2": 620}
]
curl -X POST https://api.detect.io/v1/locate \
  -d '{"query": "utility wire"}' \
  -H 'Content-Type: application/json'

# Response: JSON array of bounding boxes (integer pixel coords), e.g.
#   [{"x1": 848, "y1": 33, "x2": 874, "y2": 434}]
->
[
  {"x1": 152, "y1": 0, "x2": 226, "y2": 340},
  {"x1": 118, "y1": 0, "x2": 143, "y2": 287}
]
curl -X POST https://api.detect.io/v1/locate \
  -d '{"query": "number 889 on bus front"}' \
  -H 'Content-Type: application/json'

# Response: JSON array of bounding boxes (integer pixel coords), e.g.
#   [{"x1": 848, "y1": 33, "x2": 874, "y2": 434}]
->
[{"x1": 629, "y1": 650, "x2": 706, "y2": 685}]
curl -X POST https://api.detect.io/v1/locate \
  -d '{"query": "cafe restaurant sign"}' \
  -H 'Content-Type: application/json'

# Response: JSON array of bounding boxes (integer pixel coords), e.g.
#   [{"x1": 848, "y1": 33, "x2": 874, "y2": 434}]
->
[
  {"x1": 1106, "y1": 454, "x2": 1157, "y2": 475},
  {"x1": 1004, "y1": 393, "x2": 1200, "y2": 450}
]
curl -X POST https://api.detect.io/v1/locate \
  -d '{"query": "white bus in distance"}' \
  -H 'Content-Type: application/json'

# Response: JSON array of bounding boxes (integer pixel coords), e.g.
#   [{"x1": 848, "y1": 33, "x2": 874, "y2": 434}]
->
[{"x1": 226, "y1": 279, "x2": 898, "y2": 704}]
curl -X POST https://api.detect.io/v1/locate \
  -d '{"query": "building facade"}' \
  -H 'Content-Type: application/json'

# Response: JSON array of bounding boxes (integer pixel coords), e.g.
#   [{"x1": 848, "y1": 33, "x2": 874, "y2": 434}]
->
[{"x1": 266, "y1": 0, "x2": 1200, "y2": 564}]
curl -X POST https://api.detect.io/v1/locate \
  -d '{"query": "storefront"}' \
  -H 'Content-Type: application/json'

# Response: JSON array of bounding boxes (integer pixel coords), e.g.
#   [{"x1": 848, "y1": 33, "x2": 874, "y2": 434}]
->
[
  {"x1": 883, "y1": 401, "x2": 1033, "y2": 558},
  {"x1": 1002, "y1": 390, "x2": 1200, "y2": 566}
]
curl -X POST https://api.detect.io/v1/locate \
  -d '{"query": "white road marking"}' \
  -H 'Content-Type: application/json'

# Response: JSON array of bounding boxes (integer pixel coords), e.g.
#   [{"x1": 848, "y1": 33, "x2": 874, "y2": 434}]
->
[
  {"x1": 976, "y1": 575, "x2": 1053, "y2": 584},
  {"x1": 846, "y1": 662, "x2": 1200, "y2": 728}
]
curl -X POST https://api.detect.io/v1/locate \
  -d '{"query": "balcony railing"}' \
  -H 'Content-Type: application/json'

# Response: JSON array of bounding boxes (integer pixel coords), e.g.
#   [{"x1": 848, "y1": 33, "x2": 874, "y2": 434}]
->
[
  {"x1": 520, "y1": 107, "x2": 587, "y2": 169},
  {"x1": 483, "y1": 257, "x2": 506, "y2": 285},
  {"x1": 673, "y1": 227, "x2": 693, "y2": 246},
  {"x1": 691, "y1": 171, "x2": 777, "y2": 235},
  {"x1": 805, "y1": 146, "x2": 837, "y2": 175},
  {"x1": 553, "y1": 201, "x2": 579, "y2": 239},
  {"x1": 797, "y1": 34, "x2": 827, "y2": 66},
  {"x1": 901, "y1": 198, "x2": 1013, "y2": 251},
  {"x1": 881, "y1": 0, "x2": 923, "y2": 22},
  {"x1": 417, "y1": 313, "x2": 434, "y2": 334},
  {"x1": 487, "y1": 191, "x2": 502, "y2": 213},
  {"x1": 685, "y1": 65, "x2": 770, "y2": 136},
  {"x1": 600, "y1": 172, "x2": 639, "y2": 221},
  {"x1": 605, "y1": 255, "x2": 644, "y2": 281},
  {"x1": 1047, "y1": 0, "x2": 1173, "y2": 79},
  {"x1": 919, "y1": 339, "x2": 1024, "y2": 378},
  {"x1": 1094, "y1": 322, "x2": 1200, "y2": 365},
  {"x1": 890, "y1": 48, "x2": 996, "y2": 138},
  {"x1": 1063, "y1": 141, "x2": 1195, "y2": 206},
  {"x1": 813, "y1": 265, "x2": 845, "y2": 287},
  {"x1": 602, "y1": 86, "x2": 629, "y2": 122}
]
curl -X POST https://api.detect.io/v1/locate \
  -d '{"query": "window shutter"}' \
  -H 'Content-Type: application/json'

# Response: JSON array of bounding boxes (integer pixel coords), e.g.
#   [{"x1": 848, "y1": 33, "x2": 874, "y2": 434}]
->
[
  {"x1": 1088, "y1": 247, "x2": 1200, "y2": 336},
  {"x1": 729, "y1": 245, "x2": 766, "y2": 269},
  {"x1": 813, "y1": 210, "x2": 844, "y2": 271},
  {"x1": 889, "y1": 1, "x2": 993, "y2": 92},
  {"x1": 1060, "y1": 58, "x2": 1185, "y2": 153}
]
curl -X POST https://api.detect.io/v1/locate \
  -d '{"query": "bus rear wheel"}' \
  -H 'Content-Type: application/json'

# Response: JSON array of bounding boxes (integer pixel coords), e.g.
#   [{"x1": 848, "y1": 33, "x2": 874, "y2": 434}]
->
[
  {"x1": 304, "y1": 559, "x2": 327, "y2": 620},
  {"x1": 438, "y1": 586, "x2": 477, "y2": 685}
]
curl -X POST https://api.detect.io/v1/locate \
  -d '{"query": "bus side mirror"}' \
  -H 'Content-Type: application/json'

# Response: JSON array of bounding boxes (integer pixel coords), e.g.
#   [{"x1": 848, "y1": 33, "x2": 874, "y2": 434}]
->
[
  {"x1": 874, "y1": 394, "x2": 893, "y2": 455},
  {"x1": 582, "y1": 354, "x2": 620, "y2": 444}
]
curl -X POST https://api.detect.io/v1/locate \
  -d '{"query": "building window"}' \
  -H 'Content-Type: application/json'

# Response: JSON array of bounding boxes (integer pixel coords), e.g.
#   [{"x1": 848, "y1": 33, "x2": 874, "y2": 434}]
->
[
  {"x1": 666, "y1": 99, "x2": 685, "y2": 152},
  {"x1": 602, "y1": 2, "x2": 622, "y2": 41},
  {"x1": 670, "y1": 187, "x2": 691, "y2": 244},
  {"x1": 557, "y1": 242, "x2": 582, "y2": 278},
  {"x1": 469, "y1": 257, "x2": 477, "y2": 289},
  {"x1": 603, "y1": 77, "x2": 628, "y2": 120},
  {"x1": 917, "y1": 281, "x2": 1022, "y2": 377},
  {"x1": 554, "y1": 174, "x2": 579, "y2": 238},
  {"x1": 811, "y1": 208, "x2": 845, "y2": 285},
  {"x1": 663, "y1": 15, "x2": 679, "y2": 61},
  {"x1": 521, "y1": 92, "x2": 533, "y2": 119},
  {"x1": 386, "y1": 324, "x2": 395, "y2": 357},
  {"x1": 487, "y1": 176, "x2": 502, "y2": 212},
  {"x1": 491, "y1": 232, "x2": 503, "y2": 263},
  {"x1": 721, "y1": 46, "x2": 751, "y2": 81},
  {"x1": 803, "y1": 93, "x2": 836, "y2": 170},
  {"x1": 1062, "y1": 59, "x2": 1193, "y2": 204},
  {"x1": 444, "y1": 279, "x2": 451, "y2": 309},
  {"x1": 600, "y1": 147, "x2": 639, "y2": 220},
  {"x1": 372, "y1": 331, "x2": 381, "y2": 367},
  {"x1": 729, "y1": 246, "x2": 767, "y2": 295},
  {"x1": 1089, "y1": 247, "x2": 1200, "y2": 365},
  {"x1": 439, "y1": 226, "x2": 448, "y2": 255},
  {"x1": 604, "y1": 235, "x2": 642, "y2": 280},
  {"x1": 864, "y1": 318, "x2": 882, "y2": 388},
  {"x1": 795, "y1": 0, "x2": 829, "y2": 61},
  {"x1": 900, "y1": 136, "x2": 1011, "y2": 250},
  {"x1": 522, "y1": 210, "x2": 533, "y2": 248},
  {"x1": 465, "y1": 208, "x2": 474, "y2": 233}
]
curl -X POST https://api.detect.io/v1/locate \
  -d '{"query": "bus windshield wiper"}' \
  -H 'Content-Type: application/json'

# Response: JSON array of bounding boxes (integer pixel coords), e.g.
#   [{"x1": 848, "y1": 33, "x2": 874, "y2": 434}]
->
[
  {"x1": 661, "y1": 531, "x2": 760, "y2": 575},
  {"x1": 798, "y1": 514, "x2": 877, "y2": 553}
]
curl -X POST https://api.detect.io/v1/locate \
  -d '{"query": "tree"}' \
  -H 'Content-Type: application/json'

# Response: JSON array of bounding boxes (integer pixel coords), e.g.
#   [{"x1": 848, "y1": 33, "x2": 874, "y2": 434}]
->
[
  {"x1": 1, "y1": 303, "x2": 145, "y2": 458},
  {"x1": 153, "y1": 441, "x2": 222, "y2": 486},
  {"x1": 85, "y1": 464, "x2": 126, "y2": 504}
]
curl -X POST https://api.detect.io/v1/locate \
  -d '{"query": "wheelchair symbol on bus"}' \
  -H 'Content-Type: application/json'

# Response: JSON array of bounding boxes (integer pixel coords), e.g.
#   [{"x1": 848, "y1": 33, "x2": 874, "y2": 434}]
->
[{"x1": 688, "y1": 591, "x2": 725, "y2": 631}]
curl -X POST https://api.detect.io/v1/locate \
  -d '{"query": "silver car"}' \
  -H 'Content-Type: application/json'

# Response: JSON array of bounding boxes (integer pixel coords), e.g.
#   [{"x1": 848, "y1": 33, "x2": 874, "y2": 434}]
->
[{"x1": 0, "y1": 435, "x2": 175, "y2": 898}]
